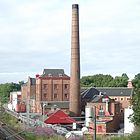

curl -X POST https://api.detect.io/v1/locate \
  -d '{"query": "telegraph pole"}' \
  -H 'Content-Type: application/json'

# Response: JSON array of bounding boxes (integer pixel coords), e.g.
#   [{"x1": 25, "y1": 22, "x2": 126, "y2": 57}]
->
[{"x1": 93, "y1": 106, "x2": 96, "y2": 140}]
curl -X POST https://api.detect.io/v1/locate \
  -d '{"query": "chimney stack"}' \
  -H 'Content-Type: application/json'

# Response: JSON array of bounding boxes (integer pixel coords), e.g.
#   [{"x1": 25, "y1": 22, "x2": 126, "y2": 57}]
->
[
  {"x1": 127, "y1": 79, "x2": 132, "y2": 88},
  {"x1": 69, "y1": 4, "x2": 81, "y2": 116}
]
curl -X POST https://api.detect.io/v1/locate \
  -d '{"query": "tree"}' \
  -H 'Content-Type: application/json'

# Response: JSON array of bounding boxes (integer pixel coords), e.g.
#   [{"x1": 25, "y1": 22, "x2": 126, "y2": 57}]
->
[
  {"x1": 0, "y1": 82, "x2": 22, "y2": 104},
  {"x1": 131, "y1": 73, "x2": 140, "y2": 126},
  {"x1": 110, "y1": 74, "x2": 129, "y2": 87},
  {"x1": 80, "y1": 74, "x2": 128, "y2": 87}
]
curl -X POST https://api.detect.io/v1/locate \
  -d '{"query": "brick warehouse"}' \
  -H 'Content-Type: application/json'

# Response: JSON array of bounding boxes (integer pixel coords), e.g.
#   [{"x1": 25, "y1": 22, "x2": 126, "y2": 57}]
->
[{"x1": 21, "y1": 69, "x2": 70, "y2": 113}]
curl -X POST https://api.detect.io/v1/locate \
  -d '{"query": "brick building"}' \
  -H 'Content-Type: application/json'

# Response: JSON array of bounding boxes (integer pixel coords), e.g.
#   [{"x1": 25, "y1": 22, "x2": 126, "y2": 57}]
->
[
  {"x1": 86, "y1": 94, "x2": 120, "y2": 133},
  {"x1": 96, "y1": 86, "x2": 133, "y2": 121},
  {"x1": 21, "y1": 77, "x2": 36, "y2": 112},
  {"x1": 21, "y1": 69, "x2": 70, "y2": 113},
  {"x1": 96, "y1": 87, "x2": 133, "y2": 109}
]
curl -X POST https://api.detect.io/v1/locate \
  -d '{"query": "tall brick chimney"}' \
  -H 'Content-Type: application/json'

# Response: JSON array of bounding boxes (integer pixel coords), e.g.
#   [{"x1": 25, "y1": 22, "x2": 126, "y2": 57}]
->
[{"x1": 69, "y1": 4, "x2": 81, "y2": 116}]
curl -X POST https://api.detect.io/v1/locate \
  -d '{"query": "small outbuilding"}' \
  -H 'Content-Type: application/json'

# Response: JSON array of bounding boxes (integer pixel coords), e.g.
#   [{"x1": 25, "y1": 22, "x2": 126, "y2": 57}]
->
[{"x1": 44, "y1": 110, "x2": 76, "y2": 124}]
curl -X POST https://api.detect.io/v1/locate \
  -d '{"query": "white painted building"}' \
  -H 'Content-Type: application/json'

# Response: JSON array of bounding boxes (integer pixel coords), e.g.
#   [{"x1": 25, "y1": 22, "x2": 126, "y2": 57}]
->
[
  {"x1": 85, "y1": 106, "x2": 94, "y2": 127},
  {"x1": 8, "y1": 91, "x2": 21, "y2": 111},
  {"x1": 124, "y1": 107, "x2": 134, "y2": 134}
]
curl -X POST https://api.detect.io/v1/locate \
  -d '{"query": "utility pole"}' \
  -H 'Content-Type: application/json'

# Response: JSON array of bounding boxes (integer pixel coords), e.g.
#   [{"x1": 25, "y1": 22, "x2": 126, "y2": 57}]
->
[{"x1": 93, "y1": 106, "x2": 96, "y2": 140}]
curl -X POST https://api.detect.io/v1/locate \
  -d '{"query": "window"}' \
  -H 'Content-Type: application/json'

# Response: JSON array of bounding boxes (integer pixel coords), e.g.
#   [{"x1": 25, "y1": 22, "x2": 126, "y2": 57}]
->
[
  {"x1": 64, "y1": 84, "x2": 69, "y2": 89},
  {"x1": 43, "y1": 84, "x2": 48, "y2": 89},
  {"x1": 54, "y1": 93, "x2": 58, "y2": 99},
  {"x1": 100, "y1": 105, "x2": 103, "y2": 110},
  {"x1": 127, "y1": 98, "x2": 130, "y2": 100},
  {"x1": 54, "y1": 84, "x2": 58, "y2": 90},
  {"x1": 44, "y1": 93, "x2": 47, "y2": 98},
  {"x1": 114, "y1": 98, "x2": 118, "y2": 101},
  {"x1": 121, "y1": 98, "x2": 124, "y2": 101},
  {"x1": 64, "y1": 93, "x2": 68, "y2": 99},
  {"x1": 98, "y1": 105, "x2": 104, "y2": 116}
]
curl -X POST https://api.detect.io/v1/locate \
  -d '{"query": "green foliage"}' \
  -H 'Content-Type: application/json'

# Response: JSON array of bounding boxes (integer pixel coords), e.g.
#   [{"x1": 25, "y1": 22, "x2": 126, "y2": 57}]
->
[
  {"x1": 0, "y1": 82, "x2": 23, "y2": 103},
  {"x1": 81, "y1": 73, "x2": 129, "y2": 87},
  {"x1": 131, "y1": 73, "x2": 140, "y2": 126}
]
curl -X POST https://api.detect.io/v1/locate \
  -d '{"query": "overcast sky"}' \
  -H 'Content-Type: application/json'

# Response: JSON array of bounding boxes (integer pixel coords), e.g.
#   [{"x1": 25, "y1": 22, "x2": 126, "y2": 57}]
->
[{"x1": 0, "y1": 0, "x2": 140, "y2": 83}]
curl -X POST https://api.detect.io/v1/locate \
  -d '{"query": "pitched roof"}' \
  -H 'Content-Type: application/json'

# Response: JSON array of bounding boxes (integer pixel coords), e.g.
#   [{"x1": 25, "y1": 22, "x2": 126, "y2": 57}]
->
[
  {"x1": 42, "y1": 69, "x2": 67, "y2": 77},
  {"x1": 96, "y1": 87, "x2": 133, "y2": 96},
  {"x1": 81, "y1": 87, "x2": 100, "y2": 99},
  {"x1": 44, "y1": 110, "x2": 75, "y2": 124},
  {"x1": 91, "y1": 94, "x2": 110, "y2": 102},
  {"x1": 81, "y1": 87, "x2": 104, "y2": 102},
  {"x1": 91, "y1": 95, "x2": 101, "y2": 102}
]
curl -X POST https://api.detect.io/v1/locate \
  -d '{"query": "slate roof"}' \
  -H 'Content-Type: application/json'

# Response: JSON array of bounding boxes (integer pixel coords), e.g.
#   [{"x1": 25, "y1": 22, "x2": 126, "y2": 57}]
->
[
  {"x1": 81, "y1": 87, "x2": 104, "y2": 101},
  {"x1": 91, "y1": 94, "x2": 110, "y2": 102},
  {"x1": 91, "y1": 95, "x2": 101, "y2": 102},
  {"x1": 80, "y1": 87, "x2": 133, "y2": 102},
  {"x1": 81, "y1": 87, "x2": 99, "y2": 99},
  {"x1": 96, "y1": 87, "x2": 133, "y2": 96},
  {"x1": 42, "y1": 69, "x2": 69, "y2": 77}
]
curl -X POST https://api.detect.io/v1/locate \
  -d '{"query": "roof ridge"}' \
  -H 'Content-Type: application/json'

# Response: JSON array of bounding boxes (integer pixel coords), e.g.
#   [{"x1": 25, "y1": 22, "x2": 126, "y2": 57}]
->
[{"x1": 95, "y1": 87, "x2": 131, "y2": 89}]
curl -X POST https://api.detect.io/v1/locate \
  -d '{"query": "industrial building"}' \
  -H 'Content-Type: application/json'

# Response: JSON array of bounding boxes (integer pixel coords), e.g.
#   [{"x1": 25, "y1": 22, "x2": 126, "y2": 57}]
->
[{"x1": 14, "y1": 4, "x2": 133, "y2": 134}]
